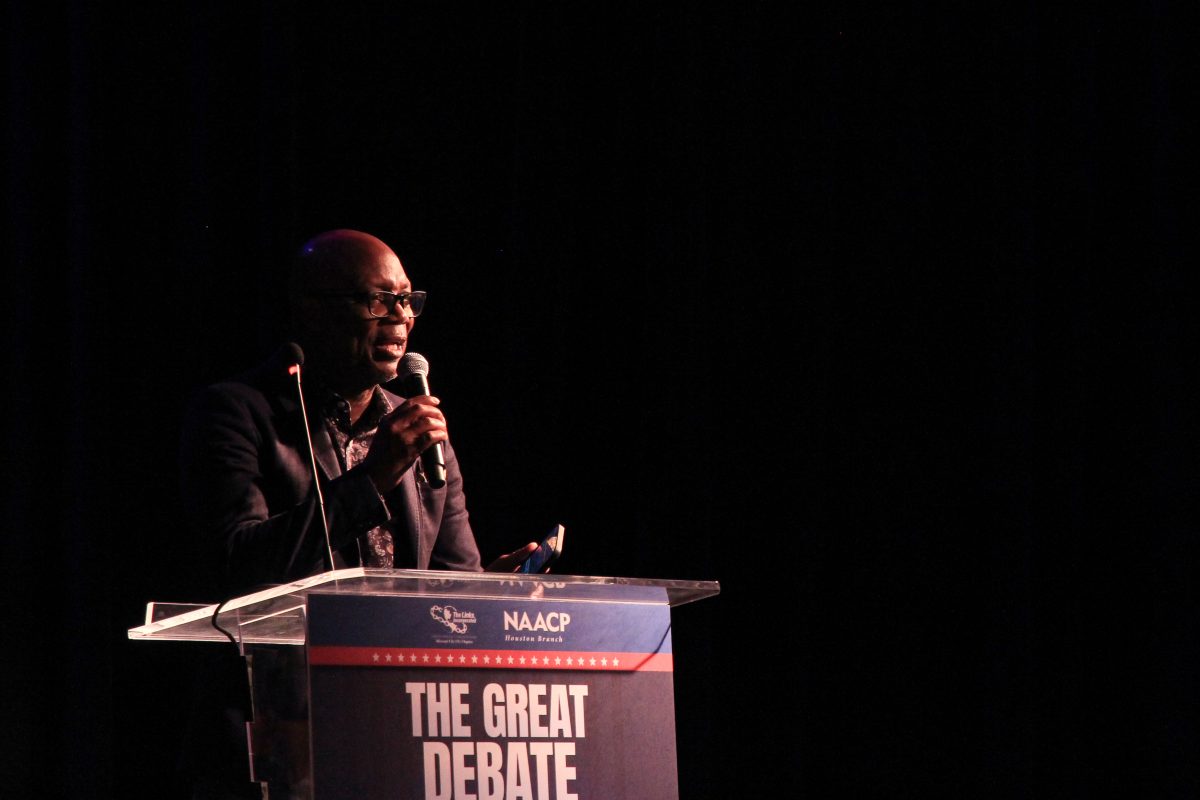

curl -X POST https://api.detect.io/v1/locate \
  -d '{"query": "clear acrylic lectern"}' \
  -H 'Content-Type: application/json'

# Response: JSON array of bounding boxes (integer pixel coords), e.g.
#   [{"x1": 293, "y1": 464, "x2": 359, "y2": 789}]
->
[{"x1": 130, "y1": 568, "x2": 719, "y2": 799}]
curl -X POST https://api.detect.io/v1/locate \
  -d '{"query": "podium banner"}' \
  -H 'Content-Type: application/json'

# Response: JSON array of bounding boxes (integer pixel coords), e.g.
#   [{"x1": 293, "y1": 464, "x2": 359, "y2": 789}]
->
[{"x1": 307, "y1": 590, "x2": 680, "y2": 800}]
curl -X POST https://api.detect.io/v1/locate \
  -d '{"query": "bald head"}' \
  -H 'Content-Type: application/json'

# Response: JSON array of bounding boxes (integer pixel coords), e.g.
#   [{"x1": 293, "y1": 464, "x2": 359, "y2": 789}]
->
[{"x1": 289, "y1": 229, "x2": 398, "y2": 300}]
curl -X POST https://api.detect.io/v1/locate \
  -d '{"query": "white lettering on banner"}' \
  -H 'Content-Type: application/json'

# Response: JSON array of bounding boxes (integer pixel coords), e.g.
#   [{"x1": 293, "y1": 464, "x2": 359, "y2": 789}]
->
[
  {"x1": 506, "y1": 742, "x2": 530, "y2": 800},
  {"x1": 480, "y1": 683, "x2": 589, "y2": 739},
  {"x1": 476, "y1": 742, "x2": 504, "y2": 800},
  {"x1": 502, "y1": 611, "x2": 572, "y2": 632},
  {"x1": 424, "y1": 742, "x2": 451, "y2": 800},
  {"x1": 406, "y1": 682, "x2": 472, "y2": 737},
  {"x1": 453, "y1": 742, "x2": 476, "y2": 800},
  {"x1": 410, "y1": 683, "x2": 590, "y2": 799},
  {"x1": 423, "y1": 741, "x2": 579, "y2": 800}
]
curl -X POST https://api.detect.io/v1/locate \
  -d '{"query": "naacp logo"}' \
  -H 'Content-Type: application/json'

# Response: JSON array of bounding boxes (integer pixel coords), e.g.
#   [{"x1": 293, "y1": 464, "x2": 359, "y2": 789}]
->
[{"x1": 430, "y1": 605, "x2": 476, "y2": 634}]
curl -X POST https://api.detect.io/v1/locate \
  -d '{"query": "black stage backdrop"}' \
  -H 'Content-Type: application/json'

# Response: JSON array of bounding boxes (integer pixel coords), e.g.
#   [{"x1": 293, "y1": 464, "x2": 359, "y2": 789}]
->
[{"x1": 3, "y1": 4, "x2": 1193, "y2": 798}]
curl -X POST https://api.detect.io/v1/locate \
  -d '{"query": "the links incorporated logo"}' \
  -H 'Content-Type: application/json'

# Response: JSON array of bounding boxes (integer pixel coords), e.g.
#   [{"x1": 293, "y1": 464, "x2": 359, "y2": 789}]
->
[{"x1": 429, "y1": 605, "x2": 477, "y2": 634}]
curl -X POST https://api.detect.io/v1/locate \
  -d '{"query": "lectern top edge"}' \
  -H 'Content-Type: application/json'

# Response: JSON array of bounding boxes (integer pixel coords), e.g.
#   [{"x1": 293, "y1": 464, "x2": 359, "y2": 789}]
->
[{"x1": 128, "y1": 567, "x2": 720, "y2": 644}]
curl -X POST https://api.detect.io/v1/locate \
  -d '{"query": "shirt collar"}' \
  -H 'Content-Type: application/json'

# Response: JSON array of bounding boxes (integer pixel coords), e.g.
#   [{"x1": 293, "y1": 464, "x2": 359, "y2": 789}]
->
[{"x1": 319, "y1": 384, "x2": 393, "y2": 434}]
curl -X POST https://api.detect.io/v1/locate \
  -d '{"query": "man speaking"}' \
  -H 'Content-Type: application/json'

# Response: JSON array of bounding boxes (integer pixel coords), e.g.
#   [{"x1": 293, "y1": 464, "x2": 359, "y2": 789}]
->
[{"x1": 177, "y1": 228, "x2": 535, "y2": 798}]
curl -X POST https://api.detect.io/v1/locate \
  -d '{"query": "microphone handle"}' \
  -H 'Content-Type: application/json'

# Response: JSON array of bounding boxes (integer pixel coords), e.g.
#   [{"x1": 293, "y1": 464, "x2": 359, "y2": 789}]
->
[{"x1": 403, "y1": 373, "x2": 447, "y2": 489}]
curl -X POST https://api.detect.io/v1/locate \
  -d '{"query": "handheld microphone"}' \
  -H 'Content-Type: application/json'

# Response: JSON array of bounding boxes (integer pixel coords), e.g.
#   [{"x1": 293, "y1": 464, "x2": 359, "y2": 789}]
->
[
  {"x1": 397, "y1": 352, "x2": 447, "y2": 489},
  {"x1": 283, "y1": 342, "x2": 336, "y2": 570}
]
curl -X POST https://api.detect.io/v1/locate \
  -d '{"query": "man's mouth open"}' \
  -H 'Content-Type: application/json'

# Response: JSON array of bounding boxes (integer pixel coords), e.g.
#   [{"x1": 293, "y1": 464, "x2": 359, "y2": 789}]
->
[{"x1": 372, "y1": 336, "x2": 407, "y2": 360}]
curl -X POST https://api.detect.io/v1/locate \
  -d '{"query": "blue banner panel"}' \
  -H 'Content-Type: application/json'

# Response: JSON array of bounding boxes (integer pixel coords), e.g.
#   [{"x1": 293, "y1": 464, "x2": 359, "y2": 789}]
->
[{"x1": 307, "y1": 592, "x2": 673, "y2": 654}]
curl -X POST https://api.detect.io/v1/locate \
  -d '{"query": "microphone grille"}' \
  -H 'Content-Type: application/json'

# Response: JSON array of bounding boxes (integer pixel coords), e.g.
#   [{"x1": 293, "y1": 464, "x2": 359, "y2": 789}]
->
[
  {"x1": 282, "y1": 341, "x2": 305, "y2": 367},
  {"x1": 399, "y1": 352, "x2": 430, "y2": 378}
]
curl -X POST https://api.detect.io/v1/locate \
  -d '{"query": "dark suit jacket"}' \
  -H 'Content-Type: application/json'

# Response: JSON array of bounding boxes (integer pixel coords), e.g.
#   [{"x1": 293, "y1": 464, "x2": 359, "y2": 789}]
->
[{"x1": 180, "y1": 346, "x2": 481, "y2": 600}]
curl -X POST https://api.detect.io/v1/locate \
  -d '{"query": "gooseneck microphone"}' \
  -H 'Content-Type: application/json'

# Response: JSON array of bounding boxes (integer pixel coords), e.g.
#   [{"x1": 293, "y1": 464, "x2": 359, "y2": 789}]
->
[
  {"x1": 283, "y1": 342, "x2": 336, "y2": 571},
  {"x1": 397, "y1": 352, "x2": 447, "y2": 489}
]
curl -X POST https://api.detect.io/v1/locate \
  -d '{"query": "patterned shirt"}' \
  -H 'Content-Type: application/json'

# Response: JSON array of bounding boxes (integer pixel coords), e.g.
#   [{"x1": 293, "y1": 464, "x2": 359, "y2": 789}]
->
[{"x1": 323, "y1": 386, "x2": 397, "y2": 567}]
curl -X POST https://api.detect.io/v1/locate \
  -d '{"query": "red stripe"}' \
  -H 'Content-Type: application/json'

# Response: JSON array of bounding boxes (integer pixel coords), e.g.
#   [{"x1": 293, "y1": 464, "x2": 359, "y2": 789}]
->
[{"x1": 308, "y1": 646, "x2": 673, "y2": 672}]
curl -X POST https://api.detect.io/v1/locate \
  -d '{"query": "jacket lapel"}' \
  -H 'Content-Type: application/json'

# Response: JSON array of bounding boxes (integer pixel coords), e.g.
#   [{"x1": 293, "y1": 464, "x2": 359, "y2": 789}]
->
[
  {"x1": 398, "y1": 466, "x2": 424, "y2": 568},
  {"x1": 282, "y1": 396, "x2": 341, "y2": 482},
  {"x1": 310, "y1": 423, "x2": 342, "y2": 482}
]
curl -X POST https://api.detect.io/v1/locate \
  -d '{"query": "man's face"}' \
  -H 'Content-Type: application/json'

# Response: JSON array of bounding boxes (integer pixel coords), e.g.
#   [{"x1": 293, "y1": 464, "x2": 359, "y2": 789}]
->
[{"x1": 300, "y1": 242, "x2": 415, "y2": 393}]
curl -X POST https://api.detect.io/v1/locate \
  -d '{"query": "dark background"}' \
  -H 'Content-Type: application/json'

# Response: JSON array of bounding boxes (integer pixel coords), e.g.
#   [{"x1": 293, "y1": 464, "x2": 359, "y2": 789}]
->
[{"x1": 3, "y1": 3, "x2": 1192, "y2": 798}]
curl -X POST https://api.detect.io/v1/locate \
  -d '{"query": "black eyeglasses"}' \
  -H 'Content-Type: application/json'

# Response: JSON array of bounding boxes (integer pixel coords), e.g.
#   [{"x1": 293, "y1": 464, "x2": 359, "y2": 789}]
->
[{"x1": 316, "y1": 290, "x2": 427, "y2": 318}]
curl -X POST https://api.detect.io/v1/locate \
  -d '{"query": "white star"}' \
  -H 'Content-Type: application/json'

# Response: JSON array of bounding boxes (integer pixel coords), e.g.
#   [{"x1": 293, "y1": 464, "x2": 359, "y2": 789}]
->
[
  {"x1": 434, "y1": 654, "x2": 442, "y2": 663},
  {"x1": 372, "y1": 653, "x2": 381, "y2": 662},
  {"x1": 507, "y1": 656, "x2": 514, "y2": 664},
  {"x1": 613, "y1": 658, "x2": 620, "y2": 667},
  {"x1": 484, "y1": 655, "x2": 491, "y2": 664},
  {"x1": 542, "y1": 656, "x2": 550, "y2": 665},
  {"x1": 566, "y1": 657, "x2": 573, "y2": 665},
  {"x1": 554, "y1": 657, "x2": 562, "y2": 665},
  {"x1": 471, "y1": 655, "x2": 478, "y2": 664},
  {"x1": 519, "y1": 656, "x2": 526, "y2": 665},
  {"x1": 410, "y1": 654, "x2": 418, "y2": 663},
  {"x1": 422, "y1": 654, "x2": 430, "y2": 663},
  {"x1": 384, "y1": 653, "x2": 392, "y2": 662},
  {"x1": 600, "y1": 658, "x2": 608, "y2": 666},
  {"x1": 459, "y1": 655, "x2": 466, "y2": 664},
  {"x1": 589, "y1": 657, "x2": 597, "y2": 666}
]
